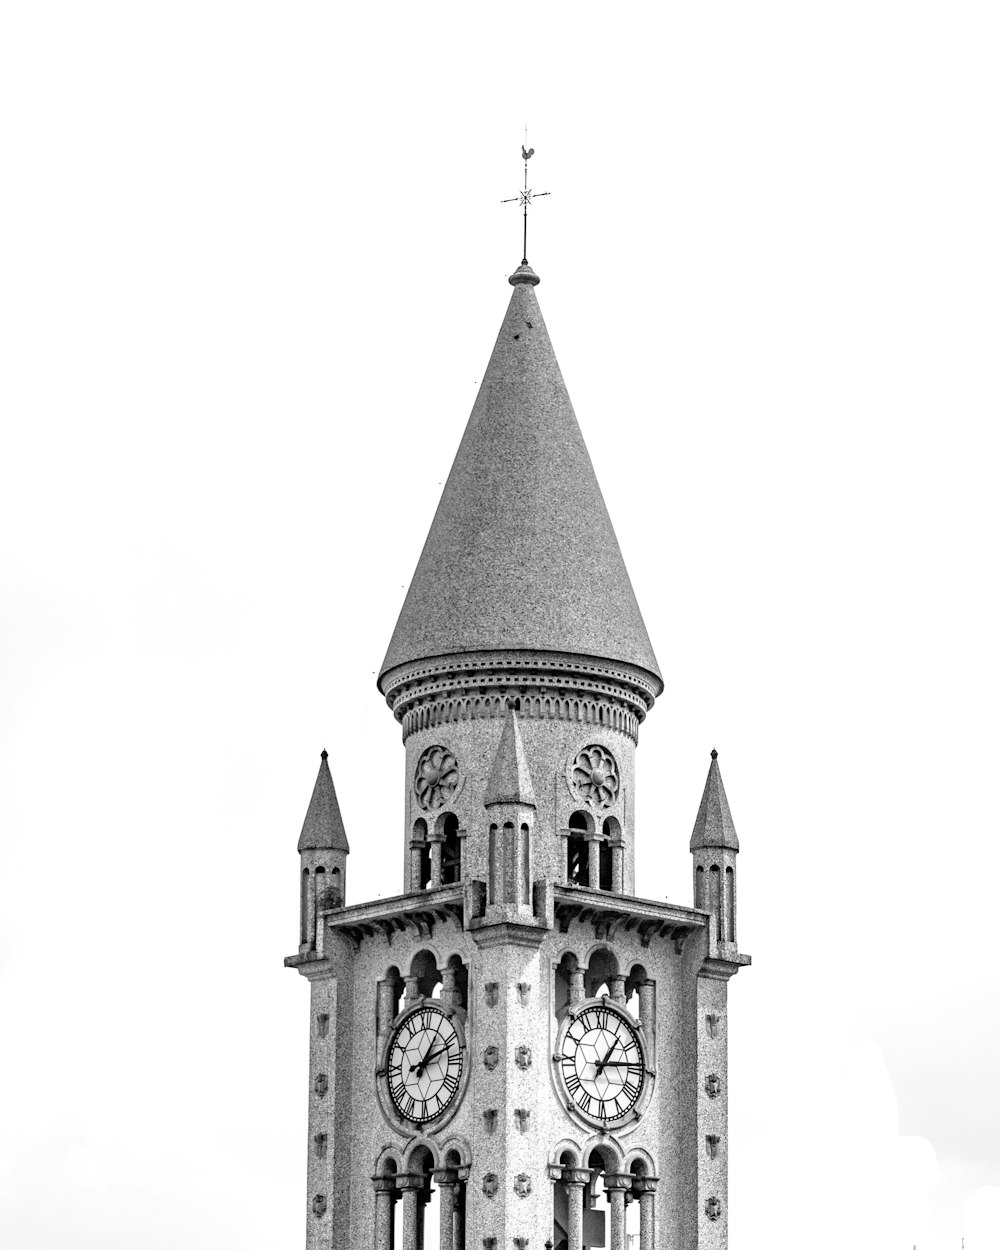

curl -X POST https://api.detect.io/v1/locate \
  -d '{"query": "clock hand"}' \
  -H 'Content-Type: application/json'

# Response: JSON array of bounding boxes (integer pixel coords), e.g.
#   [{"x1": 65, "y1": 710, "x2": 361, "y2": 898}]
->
[
  {"x1": 595, "y1": 1041, "x2": 618, "y2": 1074},
  {"x1": 413, "y1": 1032, "x2": 447, "y2": 1077}
]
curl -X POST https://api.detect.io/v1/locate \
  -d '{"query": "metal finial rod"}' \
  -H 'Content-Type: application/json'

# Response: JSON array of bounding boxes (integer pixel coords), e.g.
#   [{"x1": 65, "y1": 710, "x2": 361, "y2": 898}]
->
[{"x1": 501, "y1": 135, "x2": 550, "y2": 265}]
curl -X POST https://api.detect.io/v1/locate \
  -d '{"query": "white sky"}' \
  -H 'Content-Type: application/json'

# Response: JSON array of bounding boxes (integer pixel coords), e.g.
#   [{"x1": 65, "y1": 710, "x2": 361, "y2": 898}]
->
[{"x1": 2, "y1": 3, "x2": 998, "y2": 1248}]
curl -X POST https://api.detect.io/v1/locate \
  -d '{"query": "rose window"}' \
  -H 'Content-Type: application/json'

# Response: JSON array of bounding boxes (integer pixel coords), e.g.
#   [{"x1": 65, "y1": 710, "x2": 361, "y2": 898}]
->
[
  {"x1": 414, "y1": 745, "x2": 459, "y2": 811},
  {"x1": 570, "y1": 745, "x2": 620, "y2": 809}
]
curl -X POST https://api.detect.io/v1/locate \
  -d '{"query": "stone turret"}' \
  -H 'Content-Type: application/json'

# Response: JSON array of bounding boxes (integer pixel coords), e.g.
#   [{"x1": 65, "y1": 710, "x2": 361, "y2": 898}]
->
[
  {"x1": 297, "y1": 750, "x2": 349, "y2": 951},
  {"x1": 690, "y1": 748, "x2": 739, "y2": 948}
]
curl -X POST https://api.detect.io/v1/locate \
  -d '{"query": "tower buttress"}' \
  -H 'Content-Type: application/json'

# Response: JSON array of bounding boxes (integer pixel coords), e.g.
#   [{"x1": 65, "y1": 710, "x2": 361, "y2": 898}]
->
[
  {"x1": 297, "y1": 750, "x2": 350, "y2": 953},
  {"x1": 690, "y1": 748, "x2": 739, "y2": 948}
]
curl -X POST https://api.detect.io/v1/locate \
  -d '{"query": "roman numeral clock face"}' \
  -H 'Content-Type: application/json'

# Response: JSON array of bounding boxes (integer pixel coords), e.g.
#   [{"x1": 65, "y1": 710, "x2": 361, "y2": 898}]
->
[
  {"x1": 558, "y1": 1004, "x2": 646, "y2": 1124},
  {"x1": 385, "y1": 1004, "x2": 464, "y2": 1124}
]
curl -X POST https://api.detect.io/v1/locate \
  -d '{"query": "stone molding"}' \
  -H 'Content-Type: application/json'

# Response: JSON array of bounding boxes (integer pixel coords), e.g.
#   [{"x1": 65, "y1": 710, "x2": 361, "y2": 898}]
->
[{"x1": 380, "y1": 650, "x2": 660, "y2": 743}]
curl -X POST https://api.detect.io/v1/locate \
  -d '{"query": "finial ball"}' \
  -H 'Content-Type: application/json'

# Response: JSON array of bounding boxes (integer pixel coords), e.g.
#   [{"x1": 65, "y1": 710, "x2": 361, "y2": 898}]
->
[{"x1": 711, "y1": 748, "x2": 718, "y2": 760}]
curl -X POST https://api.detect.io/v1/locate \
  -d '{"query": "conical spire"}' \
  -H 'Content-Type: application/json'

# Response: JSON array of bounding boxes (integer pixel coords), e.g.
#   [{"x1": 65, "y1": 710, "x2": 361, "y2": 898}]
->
[
  {"x1": 689, "y1": 749, "x2": 739, "y2": 851},
  {"x1": 297, "y1": 750, "x2": 350, "y2": 853},
  {"x1": 484, "y1": 704, "x2": 536, "y2": 808},
  {"x1": 378, "y1": 274, "x2": 661, "y2": 690}
]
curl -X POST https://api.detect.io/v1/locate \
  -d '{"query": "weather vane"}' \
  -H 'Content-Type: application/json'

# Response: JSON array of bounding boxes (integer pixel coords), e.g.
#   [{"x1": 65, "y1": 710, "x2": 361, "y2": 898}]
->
[{"x1": 502, "y1": 131, "x2": 550, "y2": 266}]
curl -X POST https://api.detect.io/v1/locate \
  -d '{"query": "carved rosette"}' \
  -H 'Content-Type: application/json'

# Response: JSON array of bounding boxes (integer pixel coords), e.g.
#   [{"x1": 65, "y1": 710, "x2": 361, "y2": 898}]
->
[
  {"x1": 569, "y1": 744, "x2": 620, "y2": 809},
  {"x1": 414, "y1": 745, "x2": 459, "y2": 811}
]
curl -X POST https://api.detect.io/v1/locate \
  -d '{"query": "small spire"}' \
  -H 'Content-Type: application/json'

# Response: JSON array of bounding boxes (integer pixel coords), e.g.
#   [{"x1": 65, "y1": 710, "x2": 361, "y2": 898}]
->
[
  {"x1": 484, "y1": 703, "x2": 536, "y2": 808},
  {"x1": 297, "y1": 750, "x2": 350, "y2": 853},
  {"x1": 689, "y1": 749, "x2": 739, "y2": 852}
]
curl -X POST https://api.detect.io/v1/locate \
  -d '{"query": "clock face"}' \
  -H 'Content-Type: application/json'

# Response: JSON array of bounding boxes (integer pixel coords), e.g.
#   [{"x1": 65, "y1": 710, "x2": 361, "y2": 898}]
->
[
  {"x1": 558, "y1": 1003, "x2": 645, "y2": 1122},
  {"x1": 386, "y1": 1004, "x2": 464, "y2": 1124}
]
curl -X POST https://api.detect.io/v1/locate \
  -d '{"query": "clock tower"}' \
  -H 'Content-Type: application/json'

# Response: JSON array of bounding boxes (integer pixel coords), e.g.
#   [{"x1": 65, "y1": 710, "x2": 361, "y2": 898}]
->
[{"x1": 285, "y1": 260, "x2": 750, "y2": 1250}]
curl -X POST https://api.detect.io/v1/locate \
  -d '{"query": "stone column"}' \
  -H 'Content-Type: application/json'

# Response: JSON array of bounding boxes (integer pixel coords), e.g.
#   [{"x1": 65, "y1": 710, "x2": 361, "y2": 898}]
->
[
  {"x1": 608, "y1": 974, "x2": 626, "y2": 1004},
  {"x1": 605, "y1": 1174, "x2": 632, "y2": 1250},
  {"x1": 403, "y1": 975, "x2": 421, "y2": 1006},
  {"x1": 637, "y1": 980, "x2": 655, "y2": 1036},
  {"x1": 398, "y1": 1174, "x2": 424, "y2": 1250},
  {"x1": 409, "y1": 841, "x2": 423, "y2": 891},
  {"x1": 569, "y1": 967, "x2": 585, "y2": 1005},
  {"x1": 633, "y1": 1176, "x2": 658, "y2": 1250},
  {"x1": 377, "y1": 979, "x2": 398, "y2": 1042},
  {"x1": 586, "y1": 835, "x2": 601, "y2": 889},
  {"x1": 372, "y1": 1175, "x2": 396, "y2": 1250},
  {"x1": 564, "y1": 1169, "x2": 590, "y2": 1250},
  {"x1": 432, "y1": 1170, "x2": 458, "y2": 1250},
  {"x1": 439, "y1": 965, "x2": 459, "y2": 1012},
  {"x1": 452, "y1": 1179, "x2": 465, "y2": 1250},
  {"x1": 611, "y1": 840, "x2": 624, "y2": 892},
  {"x1": 428, "y1": 831, "x2": 444, "y2": 888}
]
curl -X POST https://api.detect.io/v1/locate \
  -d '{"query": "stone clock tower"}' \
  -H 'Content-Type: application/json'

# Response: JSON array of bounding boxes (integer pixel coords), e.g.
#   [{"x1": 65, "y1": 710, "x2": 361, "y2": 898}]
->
[{"x1": 285, "y1": 260, "x2": 750, "y2": 1250}]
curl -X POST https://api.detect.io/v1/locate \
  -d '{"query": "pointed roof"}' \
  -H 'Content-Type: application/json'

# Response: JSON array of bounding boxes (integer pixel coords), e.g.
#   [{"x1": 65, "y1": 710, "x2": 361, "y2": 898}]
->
[
  {"x1": 297, "y1": 750, "x2": 350, "y2": 853},
  {"x1": 484, "y1": 705, "x2": 536, "y2": 808},
  {"x1": 689, "y1": 749, "x2": 739, "y2": 851},
  {"x1": 378, "y1": 267, "x2": 661, "y2": 691}
]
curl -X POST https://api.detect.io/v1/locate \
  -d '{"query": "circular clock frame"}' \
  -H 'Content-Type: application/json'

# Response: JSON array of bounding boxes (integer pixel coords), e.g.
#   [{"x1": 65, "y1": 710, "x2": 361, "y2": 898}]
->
[
  {"x1": 377, "y1": 1001, "x2": 469, "y2": 1132},
  {"x1": 553, "y1": 997, "x2": 653, "y2": 1130}
]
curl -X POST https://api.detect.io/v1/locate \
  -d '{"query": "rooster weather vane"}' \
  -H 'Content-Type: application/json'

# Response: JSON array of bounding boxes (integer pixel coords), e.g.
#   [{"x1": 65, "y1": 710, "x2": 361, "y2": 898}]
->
[{"x1": 502, "y1": 138, "x2": 550, "y2": 266}]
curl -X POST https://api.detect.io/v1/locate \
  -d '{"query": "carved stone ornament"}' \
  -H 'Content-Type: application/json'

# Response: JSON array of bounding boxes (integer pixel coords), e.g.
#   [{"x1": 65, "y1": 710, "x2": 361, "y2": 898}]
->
[
  {"x1": 483, "y1": 1172, "x2": 499, "y2": 1199},
  {"x1": 705, "y1": 1012, "x2": 719, "y2": 1039},
  {"x1": 515, "y1": 1044, "x2": 532, "y2": 1070},
  {"x1": 316, "y1": 1013, "x2": 330, "y2": 1037},
  {"x1": 706, "y1": 1134, "x2": 720, "y2": 1159},
  {"x1": 705, "y1": 1196, "x2": 722, "y2": 1222},
  {"x1": 705, "y1": 1073, "x2": 721, "y2": 1099},
  {"x1": 514, "y1": 1173, "x2": 532, "y2": 1199},
  {"x1": 517, "y1": 981, "x2": 531, "y2": 1006},
  {"x1": 483, "y1": 1240, "x2": 497, "y2": 1250},
  {"x1": 514, "y1": 1239, "x2": 529, "y2": 1250},
  {"x1": 514, "y1": 1108, "x2": 530, "y2": 1133},
  {"x1": 313, "y1": 1133, "x2": 327, "y2": 1158},
  {"x1": 314, "y1": 1073, "x2": 328, "y2": 1097},
  {"x1": 485, "y1": 982, "x2": 500, "y2": 1008},
  {"x1": 414, "y1": 745, "x2": 459, "y2": 811},
  {"x1": 483, "y1": 1044, "x2": 499, "y2": 1071},
  {"x1": 483, "y1": 1109, "x2": 497, "y2": 1134},
  {"x1": 312, "y1": 1194, "x2": 327, "y2": 1218},
  {"x1": 569, "y1": 744, "x2": 620, "y2": 809}
]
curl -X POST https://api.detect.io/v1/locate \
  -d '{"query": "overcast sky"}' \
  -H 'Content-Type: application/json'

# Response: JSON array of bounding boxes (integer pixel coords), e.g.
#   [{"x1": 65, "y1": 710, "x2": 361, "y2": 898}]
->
[{"x1": 2, "y1": 3, "x2": 999, "y2": 1248}]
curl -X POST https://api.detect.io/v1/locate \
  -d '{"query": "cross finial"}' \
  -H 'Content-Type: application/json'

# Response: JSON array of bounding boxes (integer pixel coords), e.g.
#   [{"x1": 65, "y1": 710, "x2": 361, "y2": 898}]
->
[{"x1": 501, "y1": 131, "x2": 550, "y2": 266}]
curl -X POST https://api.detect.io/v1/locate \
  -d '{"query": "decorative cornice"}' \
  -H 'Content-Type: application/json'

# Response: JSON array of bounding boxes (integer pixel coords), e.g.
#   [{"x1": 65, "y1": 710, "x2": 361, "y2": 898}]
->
[
  {"x1": 319, "y1": 886, "x2": 465, "y2": 952},
  {"x1": 553, "y1": 886, "x2": 705, "y2": 953},
  {"x1": 381, "y1": 650, "x2": 659, "y2": 744}
]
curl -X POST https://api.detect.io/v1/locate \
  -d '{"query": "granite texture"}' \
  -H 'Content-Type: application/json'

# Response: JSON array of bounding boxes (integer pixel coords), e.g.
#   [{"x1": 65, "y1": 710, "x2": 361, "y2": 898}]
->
[{"x1": 378, "y1": 279, "x2": 662, "y2": 692}]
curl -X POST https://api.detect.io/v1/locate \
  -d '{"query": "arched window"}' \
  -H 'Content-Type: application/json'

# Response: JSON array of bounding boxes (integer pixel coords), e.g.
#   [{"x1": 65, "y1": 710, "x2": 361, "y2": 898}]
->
[
  {"x1": 412, "y1": 818, "x2": 431, "y2": 891},
  {"x1": 567, "y1": 811, "x2": 590, "y2": 885},
  {"x1": 440, "y1": 812, "x2": 461, "y2": 885}
]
